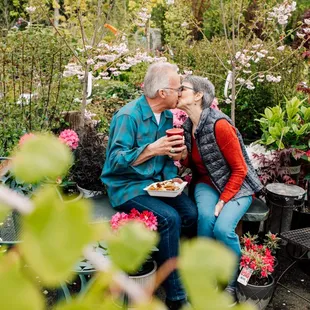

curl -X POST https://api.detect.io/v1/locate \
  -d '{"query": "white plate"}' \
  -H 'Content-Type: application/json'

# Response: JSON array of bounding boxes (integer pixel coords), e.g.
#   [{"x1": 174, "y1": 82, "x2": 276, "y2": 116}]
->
[{"x1": 144, "y1": 180, "x2": 188, "y2": 198}]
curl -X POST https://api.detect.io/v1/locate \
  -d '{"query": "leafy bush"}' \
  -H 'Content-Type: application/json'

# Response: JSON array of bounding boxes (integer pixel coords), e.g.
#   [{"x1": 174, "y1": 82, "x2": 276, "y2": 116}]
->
[{"x1": 0, "y1": 27, "x2": 80, "y2": 156}]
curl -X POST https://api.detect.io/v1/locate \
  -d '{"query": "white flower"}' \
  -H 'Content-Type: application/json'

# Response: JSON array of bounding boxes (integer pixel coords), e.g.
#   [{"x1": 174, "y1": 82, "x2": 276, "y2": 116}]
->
[
  {"x1": 237, "y1": 78, "x2": 246, "y2": 84},
  {"x1": 243, "y1": 70, "x2": 252, "y2": 74},
  {"x1": 181, "y1": 22, "x2": 188, "y2": 27},
  {"x1": 296, "y1": 32, "x2": 305, "y2": 39},
  {"x1": 277, "y1": 45, "x2": 285, "y2": 51},
  {"x1": 225, "y1": 98, "x2": 232, "y2": 104},
  {"x1": 25, "y1": 6, "x2": 36, "y2": 13},
  {"x1": 256, "y1": 52, "x2": 265, "y2": 58},
  {"x1": 257, "y1": 78, "x2": 264, "y2": 82},
  {"x1": 303, "y1": 28, "x2": 310, "y2": 34},
  {"x1": 246, "y1": 84, "x2": 255, "y2": 90},
  {"x1": 304, "y1": 19, "x2": 310, "y2": 25},
  {"x1": 246, "y1": 143, "x2": 276, "y2": 170},
  {"x1": 166, "y1": 0, "x2": 175, "y2": 4},
  {"x1": 86, "y1": 59, "x2": 95, "y2": 65},
  {"x1": 260, "y1": 50, "x2": 269, "y2": 54},
  {"x1": 252, "y1": 44, "x2": 262, "y2": 49},
  {"x1": 267, "y1": 56, "x2": 275, "y2": 60}
]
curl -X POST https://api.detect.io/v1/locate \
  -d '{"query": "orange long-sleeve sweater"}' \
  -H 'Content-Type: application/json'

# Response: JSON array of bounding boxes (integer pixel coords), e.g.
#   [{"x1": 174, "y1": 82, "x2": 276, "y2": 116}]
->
[{"x1": 182, "y1": 119, "x2": 248, "y2": 202}]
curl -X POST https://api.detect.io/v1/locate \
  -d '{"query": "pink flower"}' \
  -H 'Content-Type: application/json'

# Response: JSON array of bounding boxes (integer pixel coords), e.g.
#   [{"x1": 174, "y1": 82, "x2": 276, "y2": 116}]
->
[
  {"x1": 210, "y1": 98, "x2": 220, "y2": 110},
  {"x1": 59, "y1": 129, "x2": 79, "y2": 150},
  {"x1": 110, "y1": 209, "x2": 158, "y2": 231},
  {"x1": 171, "y1": 109, "x2": 188, "y2": 127},
  {"x1": 19, "y1": 133, "x2": 36, "y2": 147},
  {"x1": 110, "y1": 212, "x2": 129, "y2": 230},
  {"x1": 306, "y1": 150, "x2": 310, "y2": 157},
  {"x1": 139, "y1": 210, "x2": 158, "y2": 231}
]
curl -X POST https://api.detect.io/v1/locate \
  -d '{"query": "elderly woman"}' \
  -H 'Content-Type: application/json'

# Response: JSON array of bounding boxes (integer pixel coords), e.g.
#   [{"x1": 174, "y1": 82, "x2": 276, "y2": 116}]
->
[{"x1": 178, "y1": 75, "x2": 263, "y2": 303}]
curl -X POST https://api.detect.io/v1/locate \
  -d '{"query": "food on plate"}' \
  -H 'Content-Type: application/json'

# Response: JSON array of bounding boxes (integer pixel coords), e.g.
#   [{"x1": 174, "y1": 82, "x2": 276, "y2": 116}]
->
[{"x1": 148, "y1": 180, "x2": 180, "y2": 191}]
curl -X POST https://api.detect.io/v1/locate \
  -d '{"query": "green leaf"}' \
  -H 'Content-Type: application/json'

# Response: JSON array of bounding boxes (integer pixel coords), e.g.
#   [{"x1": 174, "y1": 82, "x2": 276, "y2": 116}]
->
[
  {"x1": 179, "y1": 238, "x2": 238, "y2": 310},
  {"x1": 0, "y1": 253, "x2": 44, "y2": 310},
  {"x1": 107, "y1": 222, "x2": 158, "y2": 273},
  {"x1": 12, "y1": 134, "x2": 73, "y2": 183},
  {"x1": 266, "y1": 136, "x2": 276, "y2": 145},
  {"x1": 20, "y1": 186, "x2": 93, "y2": 286},
  {"x1": 264, "y1": 108, "x2": 273, "y2": 120}
]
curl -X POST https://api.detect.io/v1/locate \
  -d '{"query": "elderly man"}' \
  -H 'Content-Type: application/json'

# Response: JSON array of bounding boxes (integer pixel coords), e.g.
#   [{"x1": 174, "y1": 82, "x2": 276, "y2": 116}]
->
[{"x1": 101, "y1": 62, "x2": 197, "y2": 310}]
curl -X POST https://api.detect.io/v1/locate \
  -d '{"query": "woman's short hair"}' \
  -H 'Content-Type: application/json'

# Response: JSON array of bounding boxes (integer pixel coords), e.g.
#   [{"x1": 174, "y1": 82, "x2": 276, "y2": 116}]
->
[
  {"x1": 143, "y1": 62, "x2": 179, "y2": 98},
  {"x1": 182, "y1": 75, "x2": 215, "y2": 109}
]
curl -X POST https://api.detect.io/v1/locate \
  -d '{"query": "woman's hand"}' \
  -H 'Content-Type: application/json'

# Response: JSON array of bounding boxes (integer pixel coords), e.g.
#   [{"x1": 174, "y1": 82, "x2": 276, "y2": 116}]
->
[{"x1": 214, "y1": 200, "x2": 225, "y2": 217}]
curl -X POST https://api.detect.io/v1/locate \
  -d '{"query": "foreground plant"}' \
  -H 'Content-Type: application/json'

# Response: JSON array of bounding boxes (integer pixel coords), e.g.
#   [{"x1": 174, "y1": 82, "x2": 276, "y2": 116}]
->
[{"x1": 0, "y1": 134, "x2": 254, "y2": 310}]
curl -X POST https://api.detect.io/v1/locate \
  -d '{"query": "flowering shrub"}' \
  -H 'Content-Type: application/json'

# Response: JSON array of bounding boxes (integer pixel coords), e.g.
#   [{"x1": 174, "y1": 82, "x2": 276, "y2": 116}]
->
[
  {"x1": 59, "y1": 129, "x2": 79, "y2": 150},
  {"x1": 19, "y1": 130, "x2": 79, "y2": 151},
  {"x1": 240, "y1": 232, "x2": 281, "y2": 285},
  {"x1": 110, "y1": 208, "x2": 158, "y2": 231},
  {"x1": 246, "y1": 143, "x2": 301, "y2": 185}
]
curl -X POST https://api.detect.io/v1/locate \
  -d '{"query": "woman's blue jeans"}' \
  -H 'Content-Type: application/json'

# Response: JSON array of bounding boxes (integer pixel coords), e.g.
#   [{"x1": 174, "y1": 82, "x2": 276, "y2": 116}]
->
[
  {"x1": 194, "y1": 183, "x2": 252, "y2": 285},
  {"x1": 117, "y1": 193, "x2": 197, "y2": 301}
]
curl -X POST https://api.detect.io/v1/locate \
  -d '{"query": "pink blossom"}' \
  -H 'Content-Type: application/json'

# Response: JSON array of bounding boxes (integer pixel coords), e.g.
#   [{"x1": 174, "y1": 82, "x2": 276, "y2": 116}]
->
[
  {"x1": 110, "y1": 212, "x2": 129, "y2": 230},
  {"x1": 210, "y1": 98, "x2": 220, "y2": 110},
  {"x1": 139, "y1": 210, "x2": 158, "y2": 231},
  {"x1": 110, "y1": 209, "x2": 158, "y2": 231},
  {"x1": 59, "y1": 129, "x2": 79, "y2": 150},
  {"x1": 19, "y1": 133, "x2": 36, "y2": 147},
  {"x1": 171, "y1": 109, "x2": 188, "y2": 127}
]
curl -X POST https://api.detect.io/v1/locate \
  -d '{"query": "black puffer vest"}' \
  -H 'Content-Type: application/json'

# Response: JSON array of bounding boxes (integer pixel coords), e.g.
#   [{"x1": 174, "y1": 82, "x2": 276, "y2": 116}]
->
[{"x1": 182, "y1": 108, "x2": 263, "y2": 199}]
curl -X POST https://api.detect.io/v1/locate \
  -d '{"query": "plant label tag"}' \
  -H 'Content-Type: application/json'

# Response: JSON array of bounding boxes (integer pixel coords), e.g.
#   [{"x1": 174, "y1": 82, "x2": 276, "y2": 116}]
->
[{"x1": 237, "y1": 267, "x2": 253, "y2": 286}]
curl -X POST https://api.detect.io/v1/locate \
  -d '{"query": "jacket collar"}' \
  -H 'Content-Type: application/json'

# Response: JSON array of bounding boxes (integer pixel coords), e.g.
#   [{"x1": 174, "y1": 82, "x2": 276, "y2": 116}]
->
[
  {"x1": 139, "y1": 95, "x2": 173, "y2": 121},
  {"x1": 182, "y1": 108, "x2": 211, "y2": 135}
]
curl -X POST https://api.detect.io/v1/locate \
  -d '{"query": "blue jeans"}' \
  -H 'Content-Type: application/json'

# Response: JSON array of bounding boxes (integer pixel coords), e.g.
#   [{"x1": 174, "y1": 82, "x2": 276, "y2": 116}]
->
[
  {"x1": 117, "y1": 193, "x2": 198, "y2": 301},
  {"x1": 194, "y1": 183, "x2": 252, "y2": 284}
]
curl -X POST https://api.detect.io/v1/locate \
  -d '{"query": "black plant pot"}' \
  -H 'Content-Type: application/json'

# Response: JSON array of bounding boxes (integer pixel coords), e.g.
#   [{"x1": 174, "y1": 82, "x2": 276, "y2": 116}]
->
[
  {"x1": 291, "y1": 208, "x2": 310, "y2": 230},
  {"x1": 237, "y1": 275, "x2": 275, "y2": 310}
]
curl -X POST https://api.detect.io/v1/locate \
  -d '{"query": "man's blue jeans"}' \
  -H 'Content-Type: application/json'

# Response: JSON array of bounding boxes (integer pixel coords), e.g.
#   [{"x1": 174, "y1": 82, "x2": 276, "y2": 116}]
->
[
  {"x1": 117, "y1": 193, "x2": 198, "y2": 301},
  {"x1": 194, "y1": 183, "x2": 252, "y2": 285}
]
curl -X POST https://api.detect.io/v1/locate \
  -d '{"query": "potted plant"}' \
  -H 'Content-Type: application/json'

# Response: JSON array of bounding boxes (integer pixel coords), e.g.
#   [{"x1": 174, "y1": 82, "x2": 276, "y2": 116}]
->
[
  {"x1": 254, "y1": 96, "x2": 310, "y2": 184},
  {"x1": 237, "y1": 232, "x2": 281, "y2": 310},
  {"x1": 70, "y1": 125, "x2": 107, "y2": 198},
  {"x1": 109, "y1": 209, "x2": 158, "y2": 306}
]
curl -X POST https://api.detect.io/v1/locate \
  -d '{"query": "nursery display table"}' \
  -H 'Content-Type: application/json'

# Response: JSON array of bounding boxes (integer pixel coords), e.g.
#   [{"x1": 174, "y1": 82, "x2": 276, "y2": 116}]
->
[{"x1": 277, "y1": 228, "x2": 310, "y2": 305}]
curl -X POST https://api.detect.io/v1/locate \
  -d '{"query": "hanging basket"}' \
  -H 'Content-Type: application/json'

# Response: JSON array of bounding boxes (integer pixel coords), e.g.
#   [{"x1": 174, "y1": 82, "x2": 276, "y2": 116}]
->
[{"x1": 236, "y1": 275, "x2": 275, "y2": 310}]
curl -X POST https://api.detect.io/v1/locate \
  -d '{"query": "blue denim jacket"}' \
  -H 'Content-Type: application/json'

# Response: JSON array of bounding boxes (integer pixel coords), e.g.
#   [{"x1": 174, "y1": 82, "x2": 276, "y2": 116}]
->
[{"x1": 101, "y1": 95, "x2": 178, "y2": 207}]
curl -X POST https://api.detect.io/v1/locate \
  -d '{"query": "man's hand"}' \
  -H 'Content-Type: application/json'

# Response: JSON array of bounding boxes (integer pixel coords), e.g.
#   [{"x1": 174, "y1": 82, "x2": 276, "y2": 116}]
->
[
  {"x1": 148, "y1": 135, "x2": 186, "y2": 158},
  {"x1": 171, "y1": 177, "x2": 183, "y2": 184},
  {"x1": 214, "y1": 200, "x2": 225, "y2": 217}
]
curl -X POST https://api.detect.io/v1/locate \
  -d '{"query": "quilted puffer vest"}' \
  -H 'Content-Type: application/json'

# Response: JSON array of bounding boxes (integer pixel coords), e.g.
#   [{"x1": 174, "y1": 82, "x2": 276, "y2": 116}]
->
[{"x1": 182, "y1": 108, "x2": 263, "y2": 199}]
